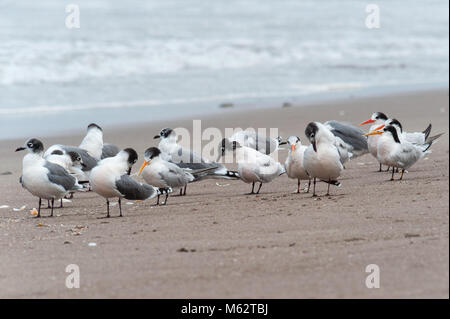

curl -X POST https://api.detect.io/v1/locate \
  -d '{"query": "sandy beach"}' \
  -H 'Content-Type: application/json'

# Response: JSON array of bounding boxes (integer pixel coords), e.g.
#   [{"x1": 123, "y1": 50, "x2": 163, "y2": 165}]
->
[{"x1": 0, "y1": 88, "x2": 448, "y2": 298}]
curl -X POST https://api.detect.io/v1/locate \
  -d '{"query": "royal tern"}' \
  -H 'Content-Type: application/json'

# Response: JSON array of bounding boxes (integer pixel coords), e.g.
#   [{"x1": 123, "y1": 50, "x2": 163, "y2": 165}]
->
[
  {"x1": 16, "y1": 138, "x2": 82, "y2": 217},
  {"x1": 154, "y1": 128, "x2": 239, "y2": 195},
  {"x1": 219, "y1": 139, "x2": 284, "y2": 194},
  {"x1": 225, "y1": 130, "x2": 282, "y2": 155},
  {"x1": 365, "y1": 125, "x2": 437, "y2": 180},
  {"x1": 360, "y1": 112, "x2": 389, "y2": 171},
  {"x1": 137, "y1": 147, "x2": 215, "y2": 205},
  {"x1": 89, "y1": 148, "x2": 157, "y2": 217},
  {"x1": 303, "y1": 122, "x2": 343, "y2": 196},
  {"x1": 374, "y1": 119, "x2": 443, "y2": 145},
  {"x1": 280, "y1": 136, "x2": 311, "y2": 193}
]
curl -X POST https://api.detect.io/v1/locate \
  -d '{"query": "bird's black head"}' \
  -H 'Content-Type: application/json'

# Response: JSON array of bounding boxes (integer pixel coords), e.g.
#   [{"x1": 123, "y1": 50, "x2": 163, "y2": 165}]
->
[
  {"x1": 374, "y1": 112, "x2": 388, "y2": 121},
  {"x1": 305, "y1": 122, "x2": 319, "y2": 152},
  {"x1": 144, "y1": 147, "x2": 161, "y2": 160},
  {"x1": 67, "y1": 151, "x2": 82, "y2": 163},
  {"x1": 87, "y1": 123, "x2": 102, "y2": 131},
  {"x1": 154, "y1": 128, "x2": 173, "y2": 139},
  {"x1": 383, "y1": 125, "x2": 401, "y2": 143},
  {"x1": 123, "y1": 148, "x2": 138, "y2": 166},
  {"x1": 16, "y1": 138, "x2": 44, "y2": 154},
  {"x1": 389, "y1": 118, "x2": 403, "y2": 132}
]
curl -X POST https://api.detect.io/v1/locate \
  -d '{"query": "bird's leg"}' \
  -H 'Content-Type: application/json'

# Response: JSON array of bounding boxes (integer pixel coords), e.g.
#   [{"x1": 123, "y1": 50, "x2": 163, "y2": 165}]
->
[
  {"x1": 50, "y1": 198, "x2": 54, "y2": 217},
  {"x1": 163, "y1": 191, "x2": 169, "y2": 205},
  {"x1": 312, "y1": 178, "x2": 317, "y2": 197},
  {"x1": 179, "y1": 188, "x2": 183, "y2": 196},
  {"x1": 386, "y1": 166, "x2": 391, "y2": 172},
  {"x1": 60, "y1": 198, "x2": 63, "y2": 208},
  {"x1": 183, "y1": 185, "x2": 187, "y2": 196},
  {"x1": 37, "y1": 198, "x2": 41, "y2": 218},
  {"x1": 307, "y1": 179, "x2": 311, "y2": 193},
  {"x1": 326, "y1": 179, "x2": 331, "y2": 196},
  {"x1": 399, "y1": 169, "x2": 405, "y2": 180},
  {"x1": 249, "y1": 182, "x2": 255, "y2": 195},
  {"x1": 118, "y1": 198, "x2": 122, "y2": 217},
  {"x1": 378, "y1": 164, "x2": 382, "y2": 172},
  {"x1": 106, "y1": 199, "x2": 110, "y2": 218},
  {"x1": 156, "y1": 194, "x2": 160, "y2": 206},
  {"x1": 47, "y1": 200, "x2": 51, "y2": 209},
  {"x1": 396, "y1": 167, "x2": 399, "y2": 173},
  {"x1": 256, "y1": 182, "x2": 262, "y2": 194},
  {"x1": 297, "y1": 179, "x2": 301, "y2": 193},
  {"x1": 390, "y1": 166, "x2": 395, "y2": 181}
]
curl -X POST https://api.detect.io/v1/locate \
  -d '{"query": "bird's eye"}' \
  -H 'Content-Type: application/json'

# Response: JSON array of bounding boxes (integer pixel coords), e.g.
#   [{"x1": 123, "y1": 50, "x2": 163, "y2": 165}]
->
[{"x1": 27, "y1": 143, "x2": 33, "y2": 147}]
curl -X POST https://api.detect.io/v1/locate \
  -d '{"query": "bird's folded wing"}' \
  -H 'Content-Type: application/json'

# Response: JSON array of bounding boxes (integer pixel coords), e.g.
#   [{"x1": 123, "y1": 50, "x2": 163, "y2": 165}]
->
[{"x1": 115, "y1": 174, "x2": 156, "y2": 200}]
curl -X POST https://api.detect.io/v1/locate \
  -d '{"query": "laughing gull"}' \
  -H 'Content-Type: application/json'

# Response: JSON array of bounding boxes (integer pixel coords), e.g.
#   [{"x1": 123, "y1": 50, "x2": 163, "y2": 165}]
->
[
  {"x1": 89, "y1": 148, "x2": 158, "y2": 217},
  {"x1": 16, "y1": 138, "x2": 82, "y2": 217},
  {"x1": 219, "y1": 139, "x2": 284, "y2": 194},
  {"x1": 360, "y1": 112, "x2": 389, "y2": 171},
  {"x1": 364, "y1": 125, "x2": 438, "y2": 180},
  {"x1": 154, "y1": 128, "x2": 239, "y2": 195},
  {"x1": 303, "y1": 122, "x2": 343, "y2": 197},
  {"x1": 137, "y1": 147, "x2": 215, "y2": 205},
  {"x1": 280, "y1": 136, "x2": 311, "y2": 193}
]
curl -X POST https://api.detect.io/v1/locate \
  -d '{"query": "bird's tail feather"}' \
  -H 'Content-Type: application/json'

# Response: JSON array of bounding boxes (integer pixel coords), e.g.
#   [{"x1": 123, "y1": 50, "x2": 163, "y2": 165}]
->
[{"x1": 422, "y1": 124, "x2": 432, "y2": 140}]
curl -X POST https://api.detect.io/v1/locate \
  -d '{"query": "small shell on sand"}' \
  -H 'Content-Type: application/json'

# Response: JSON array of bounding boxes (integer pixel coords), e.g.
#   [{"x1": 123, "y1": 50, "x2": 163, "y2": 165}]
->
[
  {"x1": 0, "y1": 205, "x2": 9, "y2": 209},
  {"x1": 30, "y1": 208, "x2": 38, "y2": 216},
  {"x1": 13, "y1": 205, "x2": 27, "y2": 212}
]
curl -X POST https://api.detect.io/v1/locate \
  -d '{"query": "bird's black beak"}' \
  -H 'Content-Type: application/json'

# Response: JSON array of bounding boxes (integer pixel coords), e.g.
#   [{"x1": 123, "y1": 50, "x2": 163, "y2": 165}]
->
[
  {"x1": 312, "y1": 139, "x2": 317, "y2": 152},
  {"x1": 15, "y1": 147, "x2": 25, "y2": 152},
  {"x1": 153, "y1": 135, "x2": 160, "y2": 139},
  {"x1": 81, "y1": 162, "x2": 87, "y2": 168},
  {"x1": 127, "y1": 167, "x2": 132, "y2": 175}
]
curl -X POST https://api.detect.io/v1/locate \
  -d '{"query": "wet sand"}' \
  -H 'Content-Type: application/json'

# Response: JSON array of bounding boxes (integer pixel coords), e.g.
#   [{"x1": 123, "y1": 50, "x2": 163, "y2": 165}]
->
[{"x1": 0, "y1": 88, "x2": 448, "y2": 298}]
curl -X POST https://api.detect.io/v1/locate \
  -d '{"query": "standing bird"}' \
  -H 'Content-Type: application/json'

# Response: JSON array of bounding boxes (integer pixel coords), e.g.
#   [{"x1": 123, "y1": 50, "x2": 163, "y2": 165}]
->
[
  {"x1": 219, "y1": 139, "x2": 284, "y2": 194},
  {"x1": 225, "y1": 130, "x2": 283, "y2": 155},
  {"x1": 154, "y1": 128, "x2": 239, "y2": 195},
  {"x1": 365, "y1": 125, "x2": 438, "y2": 180},
  {"x1": 303, "y1": 122, "x2": 343, "y2": 197},
  {"x1": 360, "y1": 112, "x2": 389, "y2": 171},
  {"x1": 89, "y1": 148, "x2": 157, "y2": 217},
  {"x1": 16, "y1": 138, "x2": 82, "y2": 217},
  {"x1": 374, "y1": 118, "x2": 442, "y2": 145},
  {"x1": 137, "y1": 147, "x2": 213, "y2": 205},
  {"x1": 280, "y1": 136, "x2": 311, "y2": 193}
]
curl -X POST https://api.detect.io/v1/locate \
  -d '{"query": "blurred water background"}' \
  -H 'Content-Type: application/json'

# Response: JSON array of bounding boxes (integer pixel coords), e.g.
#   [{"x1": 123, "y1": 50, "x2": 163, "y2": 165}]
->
[{"x1": 0, "y1": 0, "x2": 448, "y2": 139}]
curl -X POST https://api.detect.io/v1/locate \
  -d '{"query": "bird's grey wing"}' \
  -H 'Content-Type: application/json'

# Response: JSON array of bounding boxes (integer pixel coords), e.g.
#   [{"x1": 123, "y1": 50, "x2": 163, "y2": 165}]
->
[
  {"x1": 115, "y1": 175, "x2": 156, "y2": 200},
  {"x1": 61, "y1": 146, "x2": 98, "y2": 171},
  {"x1": 44, "y1": 162, "x2": 78, "y2": 191},
  {"x1": 101, "y1": 144, "x2": 120, "y2": 159},
  {"x1": 326, "y1": 121, "x2": 368, "y2": 152}
]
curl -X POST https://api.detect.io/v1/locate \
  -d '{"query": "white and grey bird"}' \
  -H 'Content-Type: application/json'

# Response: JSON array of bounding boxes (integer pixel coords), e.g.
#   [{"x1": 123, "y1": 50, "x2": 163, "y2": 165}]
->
[
  {"x1": 324, "y1": 120, "x2": 369, "y2": 160},
  {"x1": 225, "y1": 130, "x2": 282, "y2": 155},
  {"x1": 154, "y1": 128, "x2": 239, "y2": 195},
  {"x1": 365, "y1": 125, "x2": 437, "y2": 180},
  {"x1": 137, "y1": 147, "x2": 214, "y2": 205},
  {"x1": 15, "y1": 138, "x2": 82, "y2": 217},
  {"x1": 89, "y1": 148, "x2": 158, "y2": 217},
  {"x1": 374, "y1": 118, "x2": 443, "y2": 145},
  {"x1": 44, "y1": 123, "x2": 103, "y2": 183},
  {"x1": 280, "y1": 136, "x2": 311, "y2": 193},
  {"x1": 303, "y1": 122, "x2": 343, "y2": 197},
  {"x1": 360, "y1": 112, "x2": 389, "y2": 171},
  {"x1": 219, "y1": 139, "x2": 285, "y2": 194}
]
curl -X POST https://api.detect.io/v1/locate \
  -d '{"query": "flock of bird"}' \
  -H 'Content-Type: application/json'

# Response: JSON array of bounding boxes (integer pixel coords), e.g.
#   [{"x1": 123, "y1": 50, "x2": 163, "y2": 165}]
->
[{"x1": 15, "y1": 112, "x2": 443, "y2": 218}]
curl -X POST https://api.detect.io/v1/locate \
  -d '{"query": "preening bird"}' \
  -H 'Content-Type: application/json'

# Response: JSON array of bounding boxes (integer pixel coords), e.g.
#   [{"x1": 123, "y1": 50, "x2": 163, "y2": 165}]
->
[
  {"x1": 89, "y1": 148, "x2": 157, "y2": 217},
  {"x1": 225, "y1": 130, "x2": 282, "y2": 155},
  {"x1": 16, "y1": 138, "x2": 82, "y2": 217},
  {"x1": 303, "y1": 122, "x2": 343, "y2": 197}
]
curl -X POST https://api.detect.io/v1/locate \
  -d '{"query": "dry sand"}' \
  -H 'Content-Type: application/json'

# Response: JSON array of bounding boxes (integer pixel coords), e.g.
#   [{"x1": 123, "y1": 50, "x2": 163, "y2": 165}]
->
[{"x1": 0, "y1": 89, "x2": 448, "y2": 298}]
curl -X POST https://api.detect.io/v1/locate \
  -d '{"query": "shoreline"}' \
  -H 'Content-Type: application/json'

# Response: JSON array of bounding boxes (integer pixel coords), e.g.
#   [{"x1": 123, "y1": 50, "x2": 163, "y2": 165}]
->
[
  {"x1": 0, "y1": 88, "x2": 448, "y2": 298},
  {"x1": 1, "y1": 82, "x2": 448, "y2": 142}
]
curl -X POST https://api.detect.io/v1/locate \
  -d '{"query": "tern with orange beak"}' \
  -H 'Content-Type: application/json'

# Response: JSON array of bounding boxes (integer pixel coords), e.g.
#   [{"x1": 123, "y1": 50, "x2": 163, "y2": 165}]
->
[
  {"x1": 303, "y1": 122, "x2": 343, "y2": 197},
  {"x1": 360, "y1": 112, "x2": 389, "y2": 171},
  {"x1": 364, "y1": 125, "x2": 436, "y2": 180},
  {"x1": 89, "y1": 148, "x2": 158, "y2": 217},
  {"x1": 281, "y1": 136, "x2": 311, "y2": 193},
  {"x1": 374, "y1": 118, "x2": 443, "y2": 145}
]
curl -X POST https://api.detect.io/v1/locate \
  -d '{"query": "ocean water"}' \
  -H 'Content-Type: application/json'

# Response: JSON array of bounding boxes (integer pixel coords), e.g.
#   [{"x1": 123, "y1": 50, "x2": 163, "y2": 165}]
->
[{"x1": 0, "y1": 0, "x2": 448, "y2": 139}]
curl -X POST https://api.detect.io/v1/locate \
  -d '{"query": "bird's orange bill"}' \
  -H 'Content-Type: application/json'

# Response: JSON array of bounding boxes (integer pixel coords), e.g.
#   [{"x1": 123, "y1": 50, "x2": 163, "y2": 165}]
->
[
  {"x1": 137, "y1": 160, "x2": 150, "y2": 176},
  {"x1": 363, "y1": 130, "x2": 382, "y2": 137},
  {"x1": 375, "y1": 124, "x2": 385, "y2": 130},
  {"x1": 291, "y1": 144, "x2": 296, "y2": 152},
  {"x1": 360, "y1": 119, "x2": 375, "y2": 125}
]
